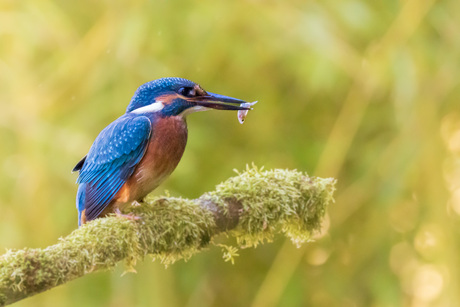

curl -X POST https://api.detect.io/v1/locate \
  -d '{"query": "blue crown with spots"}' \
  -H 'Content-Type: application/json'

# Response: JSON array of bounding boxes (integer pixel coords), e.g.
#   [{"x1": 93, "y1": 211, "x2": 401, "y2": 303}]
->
[{"x1": 126, "y1": 78, "x2": 196, "y2": 113}]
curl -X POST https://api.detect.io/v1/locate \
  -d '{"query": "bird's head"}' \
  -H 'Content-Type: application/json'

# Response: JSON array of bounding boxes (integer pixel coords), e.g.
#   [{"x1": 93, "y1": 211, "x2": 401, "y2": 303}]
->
[{"x1": 126, "y1": 77, "x2": 250, "y2": 117}]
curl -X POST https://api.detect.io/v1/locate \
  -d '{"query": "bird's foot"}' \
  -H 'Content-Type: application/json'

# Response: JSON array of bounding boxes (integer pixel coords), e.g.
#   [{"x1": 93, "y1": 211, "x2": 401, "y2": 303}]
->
[{"x1": 114, "y1": 208, "x2": 141, "y2": 221}]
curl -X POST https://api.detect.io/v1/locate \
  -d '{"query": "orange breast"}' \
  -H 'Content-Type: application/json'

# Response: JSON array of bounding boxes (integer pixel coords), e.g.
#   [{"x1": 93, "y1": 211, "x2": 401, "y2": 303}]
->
[{"x1": 113, "y1": 115, "x2": 188, "y2": 206}]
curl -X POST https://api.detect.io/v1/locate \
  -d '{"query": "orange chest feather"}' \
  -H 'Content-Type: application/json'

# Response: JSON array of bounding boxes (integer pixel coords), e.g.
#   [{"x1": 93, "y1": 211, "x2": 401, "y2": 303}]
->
[{"x1": 118, "y1": 116, "x2": 188, "y2": 202}]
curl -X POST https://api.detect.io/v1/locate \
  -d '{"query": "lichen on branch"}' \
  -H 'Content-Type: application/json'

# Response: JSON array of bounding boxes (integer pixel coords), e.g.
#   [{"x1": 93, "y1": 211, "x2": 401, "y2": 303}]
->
[{"x1": 0, "y1": 166, "x2": 336, "y2": 305}]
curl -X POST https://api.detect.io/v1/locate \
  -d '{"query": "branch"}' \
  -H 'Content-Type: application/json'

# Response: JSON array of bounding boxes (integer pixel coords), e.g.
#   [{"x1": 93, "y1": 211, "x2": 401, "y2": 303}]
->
[{"x1": 0, "y1": 166, "x2": 336, "y2": 305}]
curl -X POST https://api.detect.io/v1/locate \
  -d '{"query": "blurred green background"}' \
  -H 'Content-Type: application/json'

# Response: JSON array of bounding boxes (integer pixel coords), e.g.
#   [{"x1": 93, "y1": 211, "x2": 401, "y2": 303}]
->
[{"x1": 1, "y1": 0, "x2": 459, "y2": 306}]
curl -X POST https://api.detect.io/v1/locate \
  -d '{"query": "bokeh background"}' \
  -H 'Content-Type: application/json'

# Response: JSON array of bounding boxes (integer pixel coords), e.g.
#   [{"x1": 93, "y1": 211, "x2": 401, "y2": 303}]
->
[{"x1": 1, "y1": 0, "x2": 459, "y2": 306}]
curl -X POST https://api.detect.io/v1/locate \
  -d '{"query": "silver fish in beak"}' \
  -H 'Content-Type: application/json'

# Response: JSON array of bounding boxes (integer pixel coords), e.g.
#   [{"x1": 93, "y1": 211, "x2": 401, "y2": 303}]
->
[{"x1": 238, "y1": 101, "x2": 258, "y2": 124}]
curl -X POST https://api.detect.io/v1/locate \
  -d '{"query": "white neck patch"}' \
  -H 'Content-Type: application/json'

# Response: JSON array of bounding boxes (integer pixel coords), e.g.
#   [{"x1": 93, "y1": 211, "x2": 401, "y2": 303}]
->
[{"x1": 130, "y1": 102, "x2": 164, "y2": 114}]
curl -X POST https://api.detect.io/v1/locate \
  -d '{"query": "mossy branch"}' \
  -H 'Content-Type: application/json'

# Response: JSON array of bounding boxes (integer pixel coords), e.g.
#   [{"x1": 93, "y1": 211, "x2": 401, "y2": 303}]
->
[{"x1": 0, "y1": 166, "x2": 336, "y2": 306}]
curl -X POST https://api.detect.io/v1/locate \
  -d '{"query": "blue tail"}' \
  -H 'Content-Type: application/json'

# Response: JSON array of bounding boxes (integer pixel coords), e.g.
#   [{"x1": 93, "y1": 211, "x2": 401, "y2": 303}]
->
[{"x1": 76, "y1": 183, "x2": 86, "y2": 227}]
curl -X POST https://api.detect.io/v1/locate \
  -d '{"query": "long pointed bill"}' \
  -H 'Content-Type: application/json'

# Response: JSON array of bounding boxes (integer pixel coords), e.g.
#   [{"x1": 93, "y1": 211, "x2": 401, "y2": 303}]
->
[{"x1": 192, "y1": 92, "x2": 251, "y2": 111}]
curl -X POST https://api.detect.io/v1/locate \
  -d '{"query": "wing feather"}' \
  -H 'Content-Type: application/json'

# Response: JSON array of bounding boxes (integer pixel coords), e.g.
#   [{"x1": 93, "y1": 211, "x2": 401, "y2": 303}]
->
[{"x1": 76, "y1": 115, "x2": 152, "y2": 221}]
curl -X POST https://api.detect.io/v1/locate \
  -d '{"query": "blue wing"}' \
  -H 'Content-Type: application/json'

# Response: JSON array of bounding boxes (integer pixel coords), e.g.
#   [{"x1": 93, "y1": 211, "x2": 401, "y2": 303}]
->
[{"x1": 75, "y1": 115, "x2": 152, "y2": 223}]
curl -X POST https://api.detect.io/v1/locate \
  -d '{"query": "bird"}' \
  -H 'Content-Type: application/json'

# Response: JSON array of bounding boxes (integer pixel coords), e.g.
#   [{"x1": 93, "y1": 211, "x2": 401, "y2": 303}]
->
[{"x1": 73, "y1": 77, "x2": 251, "y2": 226}]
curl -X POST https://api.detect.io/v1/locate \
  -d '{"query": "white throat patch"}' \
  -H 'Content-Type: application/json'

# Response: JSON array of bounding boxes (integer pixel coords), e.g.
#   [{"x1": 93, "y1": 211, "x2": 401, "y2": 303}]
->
[
  {"x1": 179, "y1": 105, "x2": 209, "y2": 117},
  {"x1": 130, "y1": 102, "x2": 164, "y2": 114}
]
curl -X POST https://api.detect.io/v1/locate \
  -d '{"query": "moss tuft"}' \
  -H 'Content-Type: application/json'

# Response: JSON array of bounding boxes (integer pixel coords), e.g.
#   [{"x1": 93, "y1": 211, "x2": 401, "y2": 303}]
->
[{"x1": 205, "y1": 165, "x2": 336, "y2": 248}]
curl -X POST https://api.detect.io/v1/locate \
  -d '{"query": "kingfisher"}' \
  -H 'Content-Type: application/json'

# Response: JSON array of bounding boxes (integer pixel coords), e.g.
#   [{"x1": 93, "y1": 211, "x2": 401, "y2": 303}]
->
[{"x1": 73, "y1": 77, "x2": 251, "y2": 226}]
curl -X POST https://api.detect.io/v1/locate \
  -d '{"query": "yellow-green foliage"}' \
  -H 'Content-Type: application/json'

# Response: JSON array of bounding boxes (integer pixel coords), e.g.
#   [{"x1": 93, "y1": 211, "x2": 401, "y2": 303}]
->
[
  {"x1": 1, "y1": 1, "x2": 458, "y2": 305},
  {"x1": 0, "y1": 167, "x2": 335, "y2": 305}
]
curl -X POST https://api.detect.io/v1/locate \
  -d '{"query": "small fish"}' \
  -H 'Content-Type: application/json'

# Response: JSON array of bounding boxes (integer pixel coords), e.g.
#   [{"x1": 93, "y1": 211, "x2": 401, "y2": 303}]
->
[{"x1": 238, "y1": 101, "x2": 258, "y2": 124}]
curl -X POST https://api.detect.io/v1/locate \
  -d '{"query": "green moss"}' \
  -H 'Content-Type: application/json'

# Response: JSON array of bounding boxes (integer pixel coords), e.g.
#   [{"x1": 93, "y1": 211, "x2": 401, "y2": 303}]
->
[
  {"x1": 131, "y1": 197, "x2": 216, "y2": 265},
  {"x1": 205, "y1": 165, "x2": 336, "y2": 247},
  {"x1": 0, "y1": 166, "x2": 336, "y2": 305}
]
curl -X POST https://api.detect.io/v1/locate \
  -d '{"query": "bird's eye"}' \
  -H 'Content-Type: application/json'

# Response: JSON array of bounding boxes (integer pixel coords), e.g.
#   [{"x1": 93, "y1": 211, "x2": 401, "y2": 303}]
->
[{"x1": 179, "y1": 87, "x2": 196, "y2": 97}]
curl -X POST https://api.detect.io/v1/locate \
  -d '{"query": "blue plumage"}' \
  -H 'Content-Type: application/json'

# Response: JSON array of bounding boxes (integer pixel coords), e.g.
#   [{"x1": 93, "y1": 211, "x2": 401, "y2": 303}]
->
[
  {"x1": 126, "y1": 78, "x2": 195, "y2": 113},
  {"x1": 76, "y1": 115, "x2": 151, "y2": 224}
]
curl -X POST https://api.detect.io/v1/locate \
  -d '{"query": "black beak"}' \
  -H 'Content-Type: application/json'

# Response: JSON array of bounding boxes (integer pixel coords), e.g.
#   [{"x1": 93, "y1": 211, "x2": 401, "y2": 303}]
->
[{"x1": 192, "y1": 92, "x2": 251, "y2": 111}]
